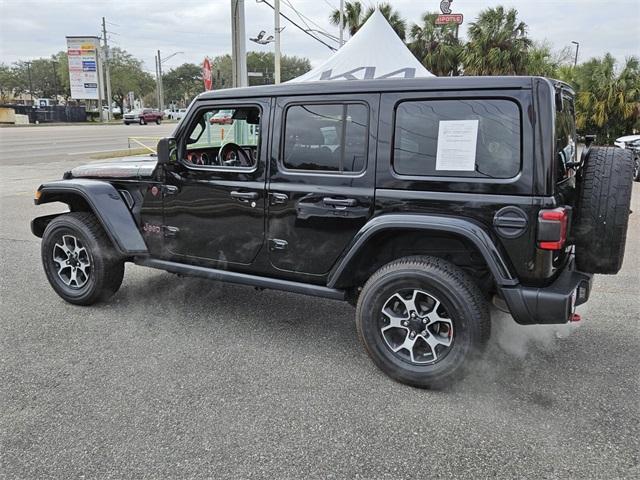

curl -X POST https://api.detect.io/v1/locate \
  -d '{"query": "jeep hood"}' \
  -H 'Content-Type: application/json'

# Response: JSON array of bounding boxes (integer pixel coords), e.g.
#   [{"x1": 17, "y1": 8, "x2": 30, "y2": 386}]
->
[{"x1": 70, "y1": 155, "x2": 157, "y2": 180}]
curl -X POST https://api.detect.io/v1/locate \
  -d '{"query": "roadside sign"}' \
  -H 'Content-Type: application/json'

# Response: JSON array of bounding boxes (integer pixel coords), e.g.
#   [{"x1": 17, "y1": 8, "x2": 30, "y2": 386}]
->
[
  {"x1": 435, "y1": 14, "x2": 463, "y2": 25},
  {"x1": 66, "y1": 36, "x2": 101, "y2": 100},
  {"x1": 203, "y1": 58, "x2": 213, "y2": 91}
]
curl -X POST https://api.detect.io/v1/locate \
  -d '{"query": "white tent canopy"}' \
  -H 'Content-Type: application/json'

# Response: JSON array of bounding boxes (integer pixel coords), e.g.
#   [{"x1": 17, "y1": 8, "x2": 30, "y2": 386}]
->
[{"x1": 289, "y1": 10, "x2": 434, "y2": 83}]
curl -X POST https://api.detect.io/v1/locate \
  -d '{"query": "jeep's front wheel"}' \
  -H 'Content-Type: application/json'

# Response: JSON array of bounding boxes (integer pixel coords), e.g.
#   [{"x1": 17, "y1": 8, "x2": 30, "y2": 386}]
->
[
  {"x1": 356, "y1": 256, "x2": 490, "y2": 388},
  {"x1": 41, "y1": 212, "x2": 125, "y2": 305}
]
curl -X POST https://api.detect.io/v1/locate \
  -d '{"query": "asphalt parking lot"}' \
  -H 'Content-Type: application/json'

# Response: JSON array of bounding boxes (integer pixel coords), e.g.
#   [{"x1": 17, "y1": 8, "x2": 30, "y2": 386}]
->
[{"x1": 1, "y1": 125, "x2": 639, "y2": 478}]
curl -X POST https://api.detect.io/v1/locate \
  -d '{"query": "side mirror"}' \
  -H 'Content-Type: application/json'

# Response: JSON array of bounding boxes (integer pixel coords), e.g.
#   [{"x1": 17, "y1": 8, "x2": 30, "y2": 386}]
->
[{"x1": 156, "y1": 137, "x2": 177, "y2": 164}]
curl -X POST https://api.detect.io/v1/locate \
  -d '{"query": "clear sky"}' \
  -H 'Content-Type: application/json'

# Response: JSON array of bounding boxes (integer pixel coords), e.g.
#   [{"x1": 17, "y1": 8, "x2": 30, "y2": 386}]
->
[{"x1": 1, "y1": 0, "x2": 639, "y2": 75}]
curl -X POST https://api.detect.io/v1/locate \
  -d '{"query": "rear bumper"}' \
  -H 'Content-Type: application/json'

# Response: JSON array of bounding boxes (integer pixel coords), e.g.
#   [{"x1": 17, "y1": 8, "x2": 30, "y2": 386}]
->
[{"x1": 500, "y1": 256, "x2": 593, "y2": 325}]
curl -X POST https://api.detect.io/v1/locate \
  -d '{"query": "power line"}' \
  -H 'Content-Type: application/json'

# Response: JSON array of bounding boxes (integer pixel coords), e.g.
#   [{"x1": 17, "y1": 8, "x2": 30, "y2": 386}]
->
[
  {"x1": 282, "y1": 0, "x2": 339, "y2": 44},
  {"x1": 257, "y1": 0, "x2": 337, "y2": 51}
]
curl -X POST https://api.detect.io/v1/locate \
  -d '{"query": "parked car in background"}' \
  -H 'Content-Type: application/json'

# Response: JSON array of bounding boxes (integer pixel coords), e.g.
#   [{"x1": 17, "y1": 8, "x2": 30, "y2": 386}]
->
[
  {"x1": 171, "y1": 109, "x2": 188, "y2": 121},
  {"x1": 209, "y1": 109, "x2": 234, "y2": 124},
  {"x1": 102, "y1": 106, "x2": 122, "y2": 115},
  {"x1": 615, "y1": 134, "x2": 640, "y2": 181},
  {"x1": 123, "y1": 108, "x2": 163, "y2": 125}
]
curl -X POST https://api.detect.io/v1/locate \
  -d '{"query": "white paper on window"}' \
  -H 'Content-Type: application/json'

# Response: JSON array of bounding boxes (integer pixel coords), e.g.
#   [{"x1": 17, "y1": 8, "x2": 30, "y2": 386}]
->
[{"x1": 435, "y1": 120, "x2": 479, "y2": 171}]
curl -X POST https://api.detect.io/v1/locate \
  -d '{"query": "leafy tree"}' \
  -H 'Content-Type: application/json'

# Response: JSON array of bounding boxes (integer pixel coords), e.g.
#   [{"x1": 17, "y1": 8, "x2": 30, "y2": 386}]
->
[
  {"x1": 51, "y1": 51, "x2": 70, "y2": 100},
  {"x1": 408, "y1": 12, "x2": 462, "y2": 76},
  {"x1": 563, "y1": 54, "x2": 640, "y2": 142},
  {"x1": 523, "y1": 42, "x2": 573, "y2": 77},
  {"x1": 108, "y1": 48, "x2": 155, "y2": 113},
  {"x1": 330, "y1": 2, "x2": 407, "y2": 40},
  {"x1": 206, "y1": 52, "x2": 311, "y2": 90},
  {"x1": 9, "y1": 58, "x2": 63, "y2": 99},
  {"x1": 0, "y1": 63, "x2": 19, "y2": 102},
  {"x1": 462, "y1": 6, "x2": 532, "y2": 75},
  {"x1": 162, "y1": 63, "x2": 203, "y2": 106}
]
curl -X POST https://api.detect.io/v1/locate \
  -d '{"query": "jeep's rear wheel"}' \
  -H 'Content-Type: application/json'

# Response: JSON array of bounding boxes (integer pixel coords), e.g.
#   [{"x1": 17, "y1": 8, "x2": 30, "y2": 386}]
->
[
  {"x1": 356, "y1": 256, "x2": 490, "y2": 389},
  {"x1": 155, "y1": 118, "x2": 161, "y2": 125},
  {"x1": 139, "y1": 118, "x2": 145, "y2": 125},
  {"x1": 42, "y1": 212, "x2": 124, "y2": 305},
  {"x1": 574, "y1": 146, "x2": 634, "y2": 274}
]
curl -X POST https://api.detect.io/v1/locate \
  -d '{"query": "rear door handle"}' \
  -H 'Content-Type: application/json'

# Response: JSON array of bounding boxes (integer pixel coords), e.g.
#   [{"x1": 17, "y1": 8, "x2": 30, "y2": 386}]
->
[
  {"x1": 323, "y1": 197, "x2": 357, "y2": 207},
  {"x1": 230, "y1": 191, "x2": 259, "y2": 201},
  {"x1": 270, "y1": 192, "x2": 289, "y2": 205}
]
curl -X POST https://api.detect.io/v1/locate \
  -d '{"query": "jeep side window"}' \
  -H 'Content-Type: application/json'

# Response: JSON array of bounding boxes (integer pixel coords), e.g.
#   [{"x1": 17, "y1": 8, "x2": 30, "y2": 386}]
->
[
  {"x1": 555, "y1": 93, "x2": 577, "y2": 182},
  {"x1": 282, "y1": 103, "x2": 367, "y2": 173},
  {"x1": 393, "y1": 99, "x2": 521, "y2": 178},
  {"x1": 183, "y1": 106, "x2": 260, "y2": 168}
]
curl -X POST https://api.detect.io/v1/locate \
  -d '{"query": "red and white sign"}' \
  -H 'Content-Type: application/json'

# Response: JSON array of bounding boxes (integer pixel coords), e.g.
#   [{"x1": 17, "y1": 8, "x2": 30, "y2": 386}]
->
[
  {"x1": 202, "y1": 58, "x2": 213, "y2": 91},
  {"x1": 435, "y1": 13, "x2": 463, "y2": 25}
]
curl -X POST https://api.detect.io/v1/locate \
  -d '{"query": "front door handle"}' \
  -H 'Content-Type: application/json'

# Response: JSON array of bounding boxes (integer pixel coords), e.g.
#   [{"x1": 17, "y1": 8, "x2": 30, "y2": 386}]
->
[
  {"x1": 230, "y1": 191, "x2": 259, "y2": 201},
  {"x1": 323, "y1": 197, "x2": 357, "y2": 207}
]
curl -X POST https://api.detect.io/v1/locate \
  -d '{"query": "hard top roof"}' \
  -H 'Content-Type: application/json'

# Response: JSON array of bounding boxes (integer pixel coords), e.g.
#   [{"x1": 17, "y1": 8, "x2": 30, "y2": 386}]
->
[{"x1": 197, "y1": 76, "x2": 545, "y2": 101}]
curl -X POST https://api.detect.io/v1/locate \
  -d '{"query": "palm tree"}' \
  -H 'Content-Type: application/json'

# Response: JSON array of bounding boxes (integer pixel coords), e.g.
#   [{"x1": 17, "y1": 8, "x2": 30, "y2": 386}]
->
[
  {"x1": 570, "y1": 54, "x2": 640, "y2": 141},
  {"x1": 330, "y1": 2, "x2": 407, "y2": 41},
  {"x1": 462, "y1": 6, "x2": 532, "y2": 75},
  {"x1": 408, "y1": 12, "x2": 462, "y2": 76}
]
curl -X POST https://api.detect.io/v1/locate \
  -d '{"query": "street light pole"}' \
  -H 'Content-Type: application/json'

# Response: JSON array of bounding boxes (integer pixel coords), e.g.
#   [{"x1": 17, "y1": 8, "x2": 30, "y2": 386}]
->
[
  {"x1": 231, "y1": 0, "x2": 248, "y2": 87},
  {"x1": 274, "y1": 0, "x2": 281, "y2": 84},
  {"x1": 571, "y1": 41, "x2": 580, "y2": 67}
]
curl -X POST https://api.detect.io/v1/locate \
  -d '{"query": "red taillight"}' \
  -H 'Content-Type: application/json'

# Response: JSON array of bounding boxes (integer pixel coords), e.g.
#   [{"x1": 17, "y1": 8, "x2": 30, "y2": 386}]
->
[{"x1": 537, "y1": 207, "x2": 568, "y2": 250}]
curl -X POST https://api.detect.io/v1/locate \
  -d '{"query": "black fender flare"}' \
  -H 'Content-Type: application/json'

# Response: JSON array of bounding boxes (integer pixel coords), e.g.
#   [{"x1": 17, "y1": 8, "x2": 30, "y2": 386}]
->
[
  {"x1": 327, "y1": 213, "x2": 518, "y2": 288},
  {"x1": 32, "y1": 179, "x2": 148, "y2": 256}
]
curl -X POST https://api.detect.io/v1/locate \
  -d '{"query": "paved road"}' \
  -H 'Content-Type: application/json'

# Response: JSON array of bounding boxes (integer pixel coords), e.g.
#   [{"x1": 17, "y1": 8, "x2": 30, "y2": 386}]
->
[
  {"x1": 0, "y1": 126, "x2": 639, "y2": 478},
  {"x1": 0, "y1": 123, "x2": 176, "y2": 166}
]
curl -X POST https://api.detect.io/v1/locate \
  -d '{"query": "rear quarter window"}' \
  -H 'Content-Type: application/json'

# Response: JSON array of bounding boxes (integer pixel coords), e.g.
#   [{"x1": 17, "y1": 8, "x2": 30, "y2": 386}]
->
[{"x1": 393, "y1": 99, "x2": 521, "y2": 179}]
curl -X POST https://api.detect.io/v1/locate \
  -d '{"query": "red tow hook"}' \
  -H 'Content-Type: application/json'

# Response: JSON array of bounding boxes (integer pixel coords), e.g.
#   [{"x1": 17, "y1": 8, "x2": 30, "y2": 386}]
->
[{"x1": 570, "y1": 313, "x2": 582, "y2": 323}]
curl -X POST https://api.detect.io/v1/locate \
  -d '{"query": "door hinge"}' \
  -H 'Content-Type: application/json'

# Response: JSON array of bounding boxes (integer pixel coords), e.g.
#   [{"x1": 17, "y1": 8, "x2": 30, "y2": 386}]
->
[
  {"x1": 163, "y1": 225, "x2": 180, "y2": 237},
  {"x1": 269, "y1": 238, "x2": 288, "y2": 251}
]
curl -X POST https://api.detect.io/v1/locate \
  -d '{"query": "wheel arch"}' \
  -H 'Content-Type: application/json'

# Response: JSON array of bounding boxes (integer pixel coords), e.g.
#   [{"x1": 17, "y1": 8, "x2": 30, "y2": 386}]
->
[
  {"x1": 32, "y1": 179, "x2": 148, "y2": 256},
  {"x1": 328, "y1": 214, "x2": 518, "y2": 290}
]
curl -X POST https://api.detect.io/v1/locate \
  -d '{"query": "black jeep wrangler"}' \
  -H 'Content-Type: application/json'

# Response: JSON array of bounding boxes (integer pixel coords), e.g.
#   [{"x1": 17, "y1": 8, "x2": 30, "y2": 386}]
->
[{"x1": 32, "y1": 77, "x2": 634, "y2": 388}]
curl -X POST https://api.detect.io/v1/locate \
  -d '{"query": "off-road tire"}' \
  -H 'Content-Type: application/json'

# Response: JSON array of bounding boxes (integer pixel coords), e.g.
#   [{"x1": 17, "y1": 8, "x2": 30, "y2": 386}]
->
[
  {"x1": 574, "y1": 146, "x2": 634, "y2": 274},
  {"x1": 42, "y1": 212, "x2": 125, "y2": 305},
  {"x1": 356, "y1": 256, "x2": 490, "y2": 389},
  {"x1": 155, "y1": 118, "x2": 161, "y2": 125},
  {"x1": 139, "y1": 118, "x2": 145, "y2": 125}
]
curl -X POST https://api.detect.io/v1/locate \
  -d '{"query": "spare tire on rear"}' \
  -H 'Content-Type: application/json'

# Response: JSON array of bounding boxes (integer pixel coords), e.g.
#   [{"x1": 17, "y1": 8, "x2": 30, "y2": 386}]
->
[{"x1": 574, "y1": 146, "x2": 634, "y2": 274}]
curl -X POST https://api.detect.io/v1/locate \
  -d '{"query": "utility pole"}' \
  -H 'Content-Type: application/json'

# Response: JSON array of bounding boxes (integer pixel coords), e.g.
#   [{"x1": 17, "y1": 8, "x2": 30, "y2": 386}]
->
[
  {"x1": 339, "y1": 0, "x2": 344, "y2": 47},
  {"x1": 102, "y1": 17, "x2": 113, "y2": 121},
  {"x1": 571, "y1": 41, "x2": 580, "y2": 67},
  {"x1": 26, "y1": 61, "x2": 34, "y2": 101},
  {"x1": 96, "y1": 43, "x2": 105, "y2": 121},
  {"x1": 274, "y1": 0, "x2": 281, "y2": 84},
  {"x1": 155, "y1": 54, "x2": 160, "y2": 109},
  {"x1": 51, "y1": 60, "x2": 58, "y2": 103},
  {"x1": 231, "y1": 0, "x2": 247, "y2": 87},
  {"x1": 157, "y1": 50, "x2": 164, "y2": 111}
]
